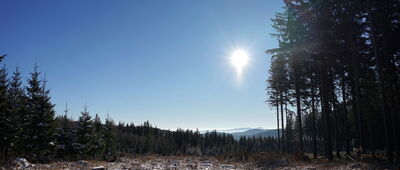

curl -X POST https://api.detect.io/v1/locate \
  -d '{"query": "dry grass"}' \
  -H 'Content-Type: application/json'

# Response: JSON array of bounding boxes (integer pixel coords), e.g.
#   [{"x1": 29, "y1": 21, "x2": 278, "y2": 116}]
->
[{"x1": 8, "y1": 153, "x2": 399, "y2": 170}]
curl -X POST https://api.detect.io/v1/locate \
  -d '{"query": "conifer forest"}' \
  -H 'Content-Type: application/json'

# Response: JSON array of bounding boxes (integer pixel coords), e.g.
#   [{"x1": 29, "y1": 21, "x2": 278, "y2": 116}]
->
[
  {"x1": 0, "y1": 0, "x2": 399, "y2": 169},
  {"x1": 267, "y1": 0, "x2": 400, "y2": 163}
]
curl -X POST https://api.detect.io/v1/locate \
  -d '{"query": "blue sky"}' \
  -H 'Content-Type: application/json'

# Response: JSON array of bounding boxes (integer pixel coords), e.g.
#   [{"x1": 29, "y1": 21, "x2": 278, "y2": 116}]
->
[{"x1": 0, "y1": 0, "x2": 284, "y2": 130}]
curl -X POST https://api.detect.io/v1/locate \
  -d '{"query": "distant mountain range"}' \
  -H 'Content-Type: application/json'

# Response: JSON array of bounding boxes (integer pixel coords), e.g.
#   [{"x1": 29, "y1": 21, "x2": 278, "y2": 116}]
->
[
  {"x1": 200, "y1": 128, "x2": 278, "y2": 140},
  {"x1": 200, "y1": 127, "x2": 253, "y2": 134}
]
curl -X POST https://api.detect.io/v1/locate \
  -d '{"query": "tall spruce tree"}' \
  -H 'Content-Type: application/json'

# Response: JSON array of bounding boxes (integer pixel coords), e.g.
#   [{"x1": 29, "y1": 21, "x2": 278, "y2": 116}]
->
[
  {"x1": 267, "y1": 10, "x2": 292, "y2": 153},
  {"x1": 8, "y1": 66, "x2": 27, "y2": 157},
  {"x1": 0, "y1": 55, "x2": 15, "y2": 163},
  {"x1": 25, "y1": 65, "x2": 56, "y2": 162}
]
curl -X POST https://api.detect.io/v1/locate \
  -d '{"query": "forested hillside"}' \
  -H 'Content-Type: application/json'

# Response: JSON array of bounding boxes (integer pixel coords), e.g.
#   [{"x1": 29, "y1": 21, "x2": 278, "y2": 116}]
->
[
  {"x1": 0, "y1": 54, "x2": 277, "y2": 165},
  {"x1": 267, "y1": 0, "x2": 399, "y2": 163}
]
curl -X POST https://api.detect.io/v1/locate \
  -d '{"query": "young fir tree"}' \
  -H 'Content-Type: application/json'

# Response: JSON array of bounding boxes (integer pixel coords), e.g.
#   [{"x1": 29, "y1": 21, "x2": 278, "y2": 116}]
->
[
  {"x1": 8, "y1": 66, "x2": 27, "y2": 157},
  {"x1": 0, "y1": 56, "x2": 15, "y2": 162},
  {"x1": 74, "y1": 105, "x2": 93, "y2": 159},
  {"x1": 103, "y1": 116, "x2": 117, "y2": 161},
  {"x1": 25, "y1": 65, "x2": 56, "y2": 162},
  {"x1": 91, "y1": 114, "x2": 105, "y2": 159},
  {"x1": 55, "y1": 103, "x2": 74, "y2": 160}
]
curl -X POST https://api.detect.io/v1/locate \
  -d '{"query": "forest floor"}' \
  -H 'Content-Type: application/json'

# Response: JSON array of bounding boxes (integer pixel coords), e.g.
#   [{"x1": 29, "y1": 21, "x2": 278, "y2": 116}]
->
[{"x1": 10, "y1": 153, "x2": 398, "y2": 169}]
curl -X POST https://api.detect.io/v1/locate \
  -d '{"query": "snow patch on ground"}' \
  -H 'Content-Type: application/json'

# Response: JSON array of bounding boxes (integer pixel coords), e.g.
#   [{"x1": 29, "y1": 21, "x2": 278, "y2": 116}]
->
[{"x1": 11, "y1": 155, "x2": 395, "y2": 170}]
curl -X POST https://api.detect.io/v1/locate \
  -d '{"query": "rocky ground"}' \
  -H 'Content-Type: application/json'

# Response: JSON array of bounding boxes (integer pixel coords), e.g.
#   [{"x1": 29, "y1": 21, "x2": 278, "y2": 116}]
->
[{"x1": 8, "y1": 154, "x2": 398, "y2": 170}]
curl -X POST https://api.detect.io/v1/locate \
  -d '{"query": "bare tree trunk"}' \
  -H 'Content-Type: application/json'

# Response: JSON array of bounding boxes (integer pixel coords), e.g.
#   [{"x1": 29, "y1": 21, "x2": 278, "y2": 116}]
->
[
  {"x1": 276, "y1": 100, "x2": 281, "y2": 152},
  {"x1": 381, "y1": 20, "x2": 399, "y2": 163},
  {"x1": 285, "y1": 103, "x2": 290, "y2": 152},
  {"x1": 329, "y1": 70, "x2": 340, "y2": 159},
  {"x1": 320, "y1": 65, "x2": 332, "y2": 160},
  {"x1": 370, "y1": 20, "x2": 393, "y2": 161},
  {"x1": 294, "y1": 72, "x2": 303, "y2": 153},
  {"x1": 349, "y1": 39, "x2": 364, "y2": 153},
  {"x1": 311, "y1": 76, "x2": 318, "y2": 159},
  {"x1": 340, "y1": 72, "x2": 350, "y2": 156},
  {"x1": 280, "y1": 93, "x2": 285, "y2": 153}
]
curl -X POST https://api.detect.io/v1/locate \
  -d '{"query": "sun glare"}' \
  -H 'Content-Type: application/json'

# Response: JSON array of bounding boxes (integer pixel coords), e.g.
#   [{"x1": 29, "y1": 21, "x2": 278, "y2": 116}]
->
[{"x1": 230, "y1": 49, "x2": 249, "y2": 80}]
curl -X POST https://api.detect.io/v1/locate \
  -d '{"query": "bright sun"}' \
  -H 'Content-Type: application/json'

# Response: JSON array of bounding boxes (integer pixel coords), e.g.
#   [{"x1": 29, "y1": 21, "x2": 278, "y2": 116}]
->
[{"x1": 230, "y1": 49, "x2": 249, "y2": 80}]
